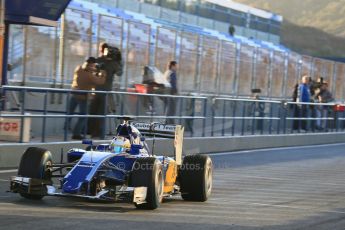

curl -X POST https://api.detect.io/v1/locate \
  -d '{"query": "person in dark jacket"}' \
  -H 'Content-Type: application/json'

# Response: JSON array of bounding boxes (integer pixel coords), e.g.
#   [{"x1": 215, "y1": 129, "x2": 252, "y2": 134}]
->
[
  {"x1": 292, "y1": 83, "x2": 300, "y2": 130},
  {"x1": 88, "y1": 43, "x2": 123, "y2": 138},
  {"x1": 67, "y1": 57, "x2": 106, "y2": 139},
  {"x1": 164, "y1": 61, "x2": 178, "y2": 124},
  {"x1": 315, "y1": 82, "x2": 333, "y2": 130}
]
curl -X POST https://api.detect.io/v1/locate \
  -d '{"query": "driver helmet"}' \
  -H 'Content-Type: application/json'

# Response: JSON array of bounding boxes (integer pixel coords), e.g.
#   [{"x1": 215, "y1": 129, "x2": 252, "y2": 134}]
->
[{"x1": 110, "y1": 136, "x2": 131, "y2": 154}]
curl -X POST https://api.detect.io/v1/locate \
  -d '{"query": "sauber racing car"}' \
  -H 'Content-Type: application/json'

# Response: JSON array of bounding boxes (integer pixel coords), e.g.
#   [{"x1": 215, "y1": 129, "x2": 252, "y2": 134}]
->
[{"x1": 9, "y1": 119, "x2": 213, "y2": 209}]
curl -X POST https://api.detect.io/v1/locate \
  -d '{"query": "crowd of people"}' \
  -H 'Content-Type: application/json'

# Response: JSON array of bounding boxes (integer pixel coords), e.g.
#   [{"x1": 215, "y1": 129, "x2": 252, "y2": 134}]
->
[
  {"x1": 66, "y1": 42, "x2": 178, "y2": 140},
  {"x1": 292, "y1": 75, "x2": 334, "y2": 131}
]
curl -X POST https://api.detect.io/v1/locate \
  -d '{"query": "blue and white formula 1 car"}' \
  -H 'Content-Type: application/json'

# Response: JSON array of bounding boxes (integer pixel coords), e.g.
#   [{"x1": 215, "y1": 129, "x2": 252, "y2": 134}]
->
[{"x1": 10, "y1": 119, "x2": 213, "y2": 209}]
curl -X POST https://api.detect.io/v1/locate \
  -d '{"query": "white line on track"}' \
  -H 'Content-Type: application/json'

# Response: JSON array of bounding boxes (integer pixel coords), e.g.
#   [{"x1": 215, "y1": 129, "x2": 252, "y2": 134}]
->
[
  {"x1": 209, "y1": 199, "x2": 345, "y2": 214},
  {"x1": 0, "y1": 170, "x2": 17, "y2": 174},
  {"x1": 210, "y1": 142, "x2": 345, "y2": 156},
  {"x1": 0, "y1": 179, "x2": 9, "y2": 182}
]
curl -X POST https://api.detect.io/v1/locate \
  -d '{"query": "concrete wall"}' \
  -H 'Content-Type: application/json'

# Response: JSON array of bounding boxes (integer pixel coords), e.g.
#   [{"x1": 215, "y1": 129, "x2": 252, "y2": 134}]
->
[{"x1": 1, "y1": 132, "x2": 345, "y2": 169}]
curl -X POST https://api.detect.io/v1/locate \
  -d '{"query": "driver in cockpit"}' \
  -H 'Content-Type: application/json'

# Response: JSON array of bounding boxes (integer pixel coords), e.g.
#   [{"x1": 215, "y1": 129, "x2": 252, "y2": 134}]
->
[{"x1": 110, "y1": 136, "x2": 131, "y2": 154}]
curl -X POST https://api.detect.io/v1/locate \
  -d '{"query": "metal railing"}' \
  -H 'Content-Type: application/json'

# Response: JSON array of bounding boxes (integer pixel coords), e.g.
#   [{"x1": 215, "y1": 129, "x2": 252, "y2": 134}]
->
[
  {"x1": 1, "y1": 85, "x2": 345, "y2": 143},
  {"x1": 1, "y1": 86, "x2": 208, "y2": 142}
]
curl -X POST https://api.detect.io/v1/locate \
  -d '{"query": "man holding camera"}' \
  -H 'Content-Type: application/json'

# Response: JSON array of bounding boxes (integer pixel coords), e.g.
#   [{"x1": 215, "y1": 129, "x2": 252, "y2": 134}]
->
[
  {"x1": 88, "y1": 42, "x2": 123, "y2": 138},
  {"x1": 67, "y1": 57, "x2": 106, "y2": 140}
]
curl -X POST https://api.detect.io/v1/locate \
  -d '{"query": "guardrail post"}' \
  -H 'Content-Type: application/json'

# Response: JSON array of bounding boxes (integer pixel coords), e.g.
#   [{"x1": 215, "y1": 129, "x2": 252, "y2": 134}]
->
[
  {"x1": 231, "y1": 101, "x2": 237, "y2": 136},
  {"x1": 297, "y1": 104, "x2": 301, "y2": 133},
  {"x1": 283, "y1": 102, "x2": 287, "y2": 134},
  {"x1": 268, "y1": 102, "x2": 273, "y2": 134},
  {"x1": 222, "y1": 100, "x2": 226, "y2": 136},
  {"x1": 101, "y1": 92, "x2": 108, "y2": 140},
  {"x1": 150, "y1": 94, "x2": 154, "y2": 122},
  {"x1": 277, "y1": 102, "x2": 282, "y2": 134},
  {"x1": 211, "y1": 98, "x2": 215, "y2": 137},
  {"x1": 58, "y1": 13, "x2": 66, "y2": 104},
  {"x1": 84, "y1": 92, "x2": 89, "y2": 137},
  {"x1": 135, "y1": 93, "x2": 140, "y2": 117},
  {"x1": 251, "y1": 102, "x2": 255, "y2": 135},
  {"x1": 335, "y1": 108, "x2": 339, "y2": 132},
  {"x1": 260, "y1": 102, "x2": 264, "y2": 135},
  {"x1": 241, "y1": 101, "x2": 246, "y2": 136},
  {"x1": 341, "y1": 110, "x2": 345, "y2": 132},
  {"x1": 64, "y1": 91, "x2": 70, "y2": 141},
  {"x1": 19, "y1": 89, "x2": 26, "y2": 143},
  {"x1": 41, "y1": 91, "x2": 48, "y2": 142},
  {"x1": 120, "y1": 94, "x2": 124, "y2": 116},
  {"x1": 21, "y1": 26, "x2": 28, "y2": 86},
  {"x1": 179, "y1": 97, "x2": 183, "y2": 126},
  {"x1": 326, "y1": 105, "x2": 330, "y2": 132},
  {"x1": 190, "y1": 97, "x2": 195, "y2": 137},
  {"x1": 202, "y1": 98, "x2": 207, "y2": 137}
]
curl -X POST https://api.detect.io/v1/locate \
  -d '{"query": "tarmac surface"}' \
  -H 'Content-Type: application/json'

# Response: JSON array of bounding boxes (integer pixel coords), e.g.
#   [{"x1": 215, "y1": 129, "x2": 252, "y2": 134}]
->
[{"x1": 1, "y1": 143, "x2": 345, "y2": 229}]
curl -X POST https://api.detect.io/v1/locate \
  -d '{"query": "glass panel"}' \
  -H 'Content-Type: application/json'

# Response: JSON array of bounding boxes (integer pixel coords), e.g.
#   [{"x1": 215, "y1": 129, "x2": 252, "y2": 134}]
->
[
  {"x1": 64, "y1": 8, "x2": 92, "y2": 84},
  {"x1": 154, "y1": 27, "x2": 177, "y2": 72},
  {"x1": 24, "y1": 26, "x2": 58, "y2": 83},
  {"x1": 8, "y1": 25, "x2": 25, "y2": 82},
  {"x1": 125, "y1": 21, "x2": 151, "y2": 86},
  {"x1": 285, "y1": 52, "x2": 300, "y2": 98},
  {"x1": 301, "y1": 55, "x2": 312, "y2": 77},
  {"x1": 214, "y1": 10, "x2": 229, "y2": 23},
  {"x1": 335, "y1": 63, "x2": 345, "y2": 100},
  {"x1": 98, "y1": 15, "x2": 123, "y2": 48},
  {"x1": 312, "y1": 58, "x2": 334, "y2": 90},
  {"x1": 160, "y1": 0, "x2": 179, "y2": 10},
  {"x1": 179, "y1": 32, "x2": 198, "y2": 93},
  {"x1": 238, "y1": 45, "x2": 254, "y2": 96},
  {"x1": 255, "y1": 48, "x2": 270, "y2": 97},
  {"x1": 271, "y1": 51, "x2": 285, "y2": 98},
  {"x1": 219, "y1": 41, "x2": 236, "y2": 95},
  {"x1": 198, "y1": 6, "x2": 214, "y2": 20},
  {"x1": 199, "y1": 36, "x2": 219, "y2": 93}
]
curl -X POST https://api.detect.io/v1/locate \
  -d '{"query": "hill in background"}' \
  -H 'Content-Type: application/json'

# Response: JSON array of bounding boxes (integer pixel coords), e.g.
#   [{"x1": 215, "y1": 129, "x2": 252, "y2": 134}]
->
[{"x1": 235, "y1": 0, "x2": 345, "y2": 57}]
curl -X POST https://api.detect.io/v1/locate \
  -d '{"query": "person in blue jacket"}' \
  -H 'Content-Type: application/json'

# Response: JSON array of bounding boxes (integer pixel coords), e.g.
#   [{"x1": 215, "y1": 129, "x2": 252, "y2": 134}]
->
[{"x1": 297, "y1": 75, "x2": 311, "y2": 130}]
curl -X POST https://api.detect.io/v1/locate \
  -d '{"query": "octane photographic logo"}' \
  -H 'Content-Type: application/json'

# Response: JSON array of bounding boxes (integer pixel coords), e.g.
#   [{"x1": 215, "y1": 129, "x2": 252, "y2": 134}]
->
[
  {"x1": 116, "y1": 162, "x2": 126, "y2": 170},
  {"x1": 118, "y1": 161, "x2": 202, "y2": 171},
  {"x1": 179, "y1": 163, "x2": 202, "y2": 170}
]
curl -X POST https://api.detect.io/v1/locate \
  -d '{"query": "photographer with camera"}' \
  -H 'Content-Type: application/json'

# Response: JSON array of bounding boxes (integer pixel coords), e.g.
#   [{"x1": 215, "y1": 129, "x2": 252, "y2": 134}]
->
[
  {"x1": 67, "y1": 57, "x2": 106, "y2": 140},
  {"x1": 88, "y1": 42, "x2": 123, "y2": 138}
]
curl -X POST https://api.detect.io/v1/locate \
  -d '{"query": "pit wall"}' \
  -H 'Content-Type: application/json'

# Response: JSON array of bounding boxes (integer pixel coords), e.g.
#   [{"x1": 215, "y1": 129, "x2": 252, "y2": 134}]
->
[{"x1": 1, "y1": 132, "x2": 345, "y2": 168}]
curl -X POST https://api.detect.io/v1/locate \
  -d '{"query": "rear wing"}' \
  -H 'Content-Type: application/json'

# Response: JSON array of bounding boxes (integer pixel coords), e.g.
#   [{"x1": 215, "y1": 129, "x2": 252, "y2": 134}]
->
[{"x1": 131, "y1": 122, "x2": 184, "y2": 165}]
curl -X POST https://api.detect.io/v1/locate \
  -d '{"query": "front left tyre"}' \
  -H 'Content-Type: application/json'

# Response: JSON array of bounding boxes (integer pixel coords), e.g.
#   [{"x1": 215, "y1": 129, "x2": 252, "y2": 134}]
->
[{"x1": 17, "y1": 147, "x2": 53, "y2": 200}]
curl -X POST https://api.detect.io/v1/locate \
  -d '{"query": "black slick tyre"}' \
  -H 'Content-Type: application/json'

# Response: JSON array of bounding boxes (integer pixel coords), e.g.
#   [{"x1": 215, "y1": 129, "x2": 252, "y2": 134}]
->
[
  {"x1": 179, "y1": 154, "x2": 213, "y2": 201},
  {"x1": 17, "y1": 147, "x2": 53, "y2": 200},
  {"x1": 130, "y1": 157, "x2": 163, "y2": 210}
]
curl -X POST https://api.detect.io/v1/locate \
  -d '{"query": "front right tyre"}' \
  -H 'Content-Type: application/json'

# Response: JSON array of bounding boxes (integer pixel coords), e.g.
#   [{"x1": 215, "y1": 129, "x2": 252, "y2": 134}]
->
[{"x1": 130, "y1": 157, "x2": 164, "y2": 210}]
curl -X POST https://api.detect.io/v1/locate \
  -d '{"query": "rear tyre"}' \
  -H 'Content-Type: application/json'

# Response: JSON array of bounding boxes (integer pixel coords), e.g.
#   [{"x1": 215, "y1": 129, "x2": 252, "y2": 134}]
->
[
  {"x1": 130, "y1": 157, "x2": 163, "y2": 210},
  {"x1": 17, "y1": 147, "x2": 53, "y2": 200},
  {"x1": 179, "y1": 154, "x2": 213, "y2": 201}
]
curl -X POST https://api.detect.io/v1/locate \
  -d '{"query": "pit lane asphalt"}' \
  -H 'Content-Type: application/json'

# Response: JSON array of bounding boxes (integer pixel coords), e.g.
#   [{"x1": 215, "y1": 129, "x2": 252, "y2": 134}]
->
[{"x1": 1, "y1": 143, "x2": 345, "y2": 230}]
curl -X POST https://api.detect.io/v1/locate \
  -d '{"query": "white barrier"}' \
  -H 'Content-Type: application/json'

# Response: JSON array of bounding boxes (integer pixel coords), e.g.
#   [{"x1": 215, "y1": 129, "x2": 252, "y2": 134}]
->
[{"x1": 0, "y1": 113, "x2": 31, "y2": 142}]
